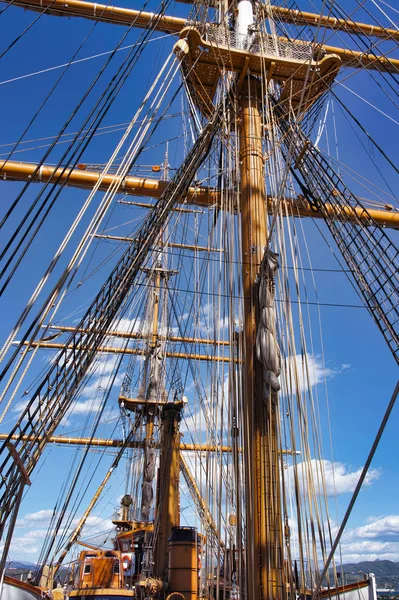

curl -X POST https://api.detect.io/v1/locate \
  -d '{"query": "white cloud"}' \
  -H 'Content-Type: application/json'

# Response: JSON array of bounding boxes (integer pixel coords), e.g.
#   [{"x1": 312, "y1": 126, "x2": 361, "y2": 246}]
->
[
  {"x1": 70, "y1": 399, "x2": 101, "y2": 414},
  {"x1": 12, "y1": 399, "x2": 30, "y2": 414},
  {"x1": 287, "y1": 512, "x2": 399, "y2": 564},
  {"x1": 62, "y1": 352, "x2": 125, "y2": 418},
  {"x1": 337, "y1": 516, "x2": 399, "y2": 562},
  {"x1": 10, "y1": 511, "x2": 114, "y2": 559},
  {"x1": 338, "y1": 549, "x2": 399, "y2": 563},
  {"x1": 198, "y1": 302, "x2": 231, "y2": 336},
  {"x1": 105, "y1": 317, "x2": 145, "y2": 347},
  {"x1": 7, "y1": 529, "x2": 47, "y2": 555},
  {"x1": 351, "y1": 515, "x2": 399, "y2": 540},
  {"x1": 283, "y1": 354, "x2": 335, "y2": 391},
  {"x1": 12, "y1": 352, "x2": 123, "y2": 422},
  {"x1": 281, "y1": 353, "x2": 350, "y2": 395},
  {"x1": 17, "y1": 509, "x2": 54, "y2": 528},
  {"x1": 285, "y1": 459, "x2": 380, "y2": 497},
  {"x1": 78, "y1": 372, "x2": 124, "y2": 400},
  {"x1": 10, "y1": 492, "x2": 399, "y2": 566}
]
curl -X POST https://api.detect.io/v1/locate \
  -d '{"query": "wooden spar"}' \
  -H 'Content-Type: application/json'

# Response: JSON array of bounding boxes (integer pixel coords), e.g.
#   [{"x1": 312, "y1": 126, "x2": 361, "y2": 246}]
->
[
  {"x1": 2, "y1": 160, "x2": 399, "y2": 230},
  {"x1": 0, "y1": 433, "x2": 231, "y2": 452},
  {"x1": 44, "y1": 324, "x2": 232, "y2": 346},
  {"x1": 2, "y1": 0, "x2": 398, "y2": 71},
  {"x1": 174, "y1": 0, "x2": 399, "y2": 42},
  {"x1": 118, "y1": 200, "x2": 204, "y2": 214},
  {"x1": 0, "y1": 160, "x2": 218, "y2": 207},
  {"x1": 1, "y1": 0, "x2": 185, "y2": 31},
  {"x1": 93, "y1": 234, "x2": 223, "y2": 253},
  {"x1": 267, "y1": 6, "x2": 399, "y2": 41},
  {"x1": 0, "y1": 433, "x2": 300, "y2": 454},
  {"x1": 17, "y1": 340, "x2": 234, "y2": 362},
  {"x1": 5, "y1": 0, "x2": 399, "y2": 42}
]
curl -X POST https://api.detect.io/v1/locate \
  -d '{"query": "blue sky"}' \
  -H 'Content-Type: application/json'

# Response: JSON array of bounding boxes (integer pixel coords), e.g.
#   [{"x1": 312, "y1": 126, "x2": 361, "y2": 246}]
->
[{"x1": 0, "y1": 0, "x2": 398, "y2": 569}]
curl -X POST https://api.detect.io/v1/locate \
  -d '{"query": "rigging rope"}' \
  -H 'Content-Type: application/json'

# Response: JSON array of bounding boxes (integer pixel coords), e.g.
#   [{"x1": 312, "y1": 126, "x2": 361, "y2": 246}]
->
[
  {"x1": 0, "y1": 0, "x2": 174, "y2": 286},
  {"x1": 277, "y1": 108, "x2": 399, "y2": 366},
  {"x1": 314, "y1": 378, "x2": 399, "y2": 599},
  {"x1": 0, "y1": 33, "x2": 174, "y2": 86},
  {"x1": 0, "y1": 53, "x2": 179, "y2": 422},
  {"x1": 0, "y1": 93, "x2": 226, "y2": 560}
]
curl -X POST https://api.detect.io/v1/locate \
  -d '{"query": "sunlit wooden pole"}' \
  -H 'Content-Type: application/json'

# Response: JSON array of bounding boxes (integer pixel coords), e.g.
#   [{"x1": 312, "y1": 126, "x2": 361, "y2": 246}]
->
[
  {"x1": 2, "y1": 160, "x2": 399, "y2": 229},
  {"x1": 140, "y1": 267, "x2": 162, "y2": 524},
  {"x1": 239, "y1": 76, "x2": 285, "y2": 600},
  {"x1": 153, "y1": 401, "x2": 183, "y2": 577}
]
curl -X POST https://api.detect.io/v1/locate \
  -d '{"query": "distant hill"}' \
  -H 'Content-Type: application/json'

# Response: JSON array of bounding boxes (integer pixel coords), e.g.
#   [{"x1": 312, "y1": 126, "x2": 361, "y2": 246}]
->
[
  {"x1": 329, "y1": 561, "x2": 399, "y2": 588},
  {"x1": 6, "y1": 561, "x2": 36, "y2": 570},
  {"x1": 5, "y1": 563, "x2": 70, "y2": 586}
]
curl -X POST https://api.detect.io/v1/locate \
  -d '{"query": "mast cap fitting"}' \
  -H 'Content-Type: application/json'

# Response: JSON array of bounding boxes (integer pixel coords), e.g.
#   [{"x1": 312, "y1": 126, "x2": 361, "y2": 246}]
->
[
  {"x1": 121, "y1": 494, "x2": 133, "y2": 507},
  {"x1": 173, "y1": 39, "x2": 189, "y2": 58}
]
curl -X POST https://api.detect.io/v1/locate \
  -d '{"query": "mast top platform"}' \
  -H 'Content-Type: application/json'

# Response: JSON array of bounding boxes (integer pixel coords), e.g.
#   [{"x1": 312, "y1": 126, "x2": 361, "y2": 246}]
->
[{"x1": 174, "y1": 26, "x2": 341, "y2": 117}]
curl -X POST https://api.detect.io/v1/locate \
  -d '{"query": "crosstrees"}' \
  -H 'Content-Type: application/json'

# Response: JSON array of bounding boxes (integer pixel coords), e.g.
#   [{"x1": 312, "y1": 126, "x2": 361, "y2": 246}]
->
[{"x1": 278, "y1": 114, "x2": 399, "y2": 366}]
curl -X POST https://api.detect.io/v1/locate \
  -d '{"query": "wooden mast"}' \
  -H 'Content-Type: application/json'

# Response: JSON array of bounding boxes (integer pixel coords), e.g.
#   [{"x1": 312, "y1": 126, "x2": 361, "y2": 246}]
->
[
  {"x1": 153, "y1": 400, "x2": 183, "y2": 578},
  {"x1": 239, "y1": 77, "x2": 285, "y2": 600},
  {"x1": 139, "y1": 250, "x2": 185, "y2": 580},
  {"x1": 139, "y1": 266, "x2": 162, "y2": 522}
]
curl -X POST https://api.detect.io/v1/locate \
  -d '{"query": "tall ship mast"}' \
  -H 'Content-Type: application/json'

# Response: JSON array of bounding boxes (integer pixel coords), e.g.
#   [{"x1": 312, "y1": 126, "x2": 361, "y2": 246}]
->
[{"x1": 0, "y1": 1, "x2": 398, "y2": 600}]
